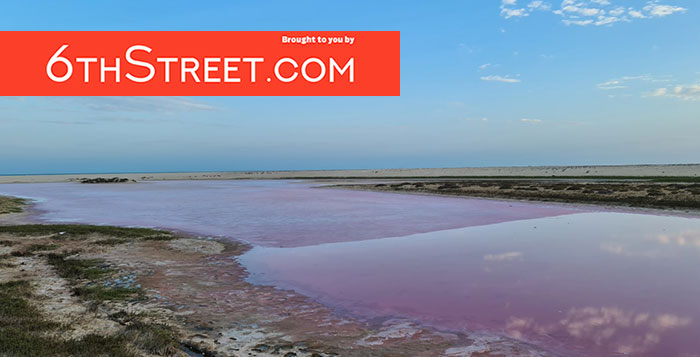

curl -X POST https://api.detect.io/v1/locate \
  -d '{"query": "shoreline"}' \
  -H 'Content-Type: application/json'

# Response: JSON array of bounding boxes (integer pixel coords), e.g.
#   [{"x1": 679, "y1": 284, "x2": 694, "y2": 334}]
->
[
  {"x1": 330, "y1": 180, "x2": 700, "y2": 216},
  {"x1": 1, "y1": 164, "x2": 699, "y2": 184},
  {"x1": 0, "y1": 197, "x2": 552, "y2": 356},
  {"x1": 328, "y1": 184, "x2": 700, "y2": 219}
]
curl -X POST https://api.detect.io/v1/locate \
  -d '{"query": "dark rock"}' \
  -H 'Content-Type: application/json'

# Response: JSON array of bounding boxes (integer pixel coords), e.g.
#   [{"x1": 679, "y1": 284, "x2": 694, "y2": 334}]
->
[{"x1": 79, "y1": 177, "x2": 131, "y2": 184}]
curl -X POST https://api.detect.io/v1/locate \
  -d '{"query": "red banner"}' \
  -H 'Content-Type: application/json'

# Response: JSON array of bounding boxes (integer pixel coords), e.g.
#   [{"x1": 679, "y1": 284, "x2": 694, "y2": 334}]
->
[{"x1": 0, "y1": 31, "x2": 400, "y2": 96}]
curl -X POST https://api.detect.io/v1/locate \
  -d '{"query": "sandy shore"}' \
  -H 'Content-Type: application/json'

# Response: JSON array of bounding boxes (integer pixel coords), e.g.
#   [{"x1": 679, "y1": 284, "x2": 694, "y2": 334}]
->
[{"x1": 1, "y1": 164, "x2": 699, "y2": 184}]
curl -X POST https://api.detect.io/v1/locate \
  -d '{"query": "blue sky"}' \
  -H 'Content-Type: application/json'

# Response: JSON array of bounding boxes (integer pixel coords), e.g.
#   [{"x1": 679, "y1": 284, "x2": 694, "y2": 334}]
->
[{"x1": 1, "y1": 1, "x2": 698, "y2": 174}]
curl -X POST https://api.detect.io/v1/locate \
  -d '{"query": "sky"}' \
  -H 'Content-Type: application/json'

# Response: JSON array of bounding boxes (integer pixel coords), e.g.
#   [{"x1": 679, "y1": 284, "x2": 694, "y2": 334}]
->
[{"x1": 0, "y1": 0, "x2": 698, "y2": 174}]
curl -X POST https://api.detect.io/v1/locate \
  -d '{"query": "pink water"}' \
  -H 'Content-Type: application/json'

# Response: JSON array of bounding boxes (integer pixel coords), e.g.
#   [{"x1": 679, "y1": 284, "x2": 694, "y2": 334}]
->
[
  {"x1": 2, "y1": 180, "x2": 699, "y2": 355},
  {"x1": 241, "y1": 212, "x2": 700, "y2": 356},
  {"x1": 0, "y1": 180, "x2": 579, "y2": 247}
]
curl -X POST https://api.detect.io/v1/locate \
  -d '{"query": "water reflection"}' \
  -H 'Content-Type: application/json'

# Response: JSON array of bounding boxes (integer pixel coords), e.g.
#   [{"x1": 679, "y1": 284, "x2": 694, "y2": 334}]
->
[
  {"x1": 483, "y1": 251, "x2": 524, "y2": 262},
  {"x1": 507, "y1": 307, "x2": 692, "y2": 355},
  {"x1": 600, "y1": 228, "x2": 700, "y2": 259},
  {"x1": 599, "y1": 242, "x2": 659, "y2": 258},
  {"x1": 656, "y1": 231, "x2": 700, "y2": 247},
  {"x1": 241, "y1": 213, "x2": 700, "y2": 356}
]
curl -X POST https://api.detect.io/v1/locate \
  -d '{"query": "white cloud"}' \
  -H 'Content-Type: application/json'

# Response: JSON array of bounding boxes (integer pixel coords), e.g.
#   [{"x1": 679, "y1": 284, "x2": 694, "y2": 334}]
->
[
  {"x1": 644, "y1": 3, "x2": 687, "y2": 17},
  {"x1": 598, "y1": 74, "x2": 673, "y2": 91},
  {"x1": 598, "y1": 79, "x2": 626, "y2": 90},
  {"x1": 500, "y1": 0, "x2": 687, "y2": 26},
  {"x1": 595, "y1": 16, "x2": 622, "y2": 26},
  {"x1": 650, "y1": 84, "x2": 700, "y2": 101},
  {"x1": 562, "y1": 5, "x2": 602, "y2": 17},
  {"x1": 501, "y1": 7, "x2": 530, "y2": 18},
  {"x1": 528, "y1": 1, "x2": 552, "y2": 11},
  {"x1": 609, "y1": 6, "x2": 625, "y2": 16},
  {"x1": 652, "y1": 88, "x2": 670, "y2": 96},
  {"x1": 481, "y1": 75, "x2": 521, "y2": 83},
  {"x1": 520, "y1": 118, "x2": 542, "y2": 123},
  {"x1": 562, "y1": 19, "x2": 595, "y2": 26},
  {"x1": 620, "y1": 75, "x2": 671, "y2": 82},
  {"x1": 479, "y1": 63, "x2": 493, "y2": 70},
  {"x1": 500, "y1": 0, "x2": 530, "y2": 18},
  {"x1": 466, "y1": 117, "x2": 490, "y2": 122},
  {"x1": 599, "y1": 74, "x2": 700, "y2": 101},
  {"x1": 629, "y1": 9, "x2": 646, "y2": 18}
]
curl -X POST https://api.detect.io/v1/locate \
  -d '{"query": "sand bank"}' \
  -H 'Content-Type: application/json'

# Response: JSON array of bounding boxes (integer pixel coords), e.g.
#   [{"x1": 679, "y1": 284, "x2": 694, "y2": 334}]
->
[{"x1": 1, "y1": 164, "x2": 699, "y2": 184}]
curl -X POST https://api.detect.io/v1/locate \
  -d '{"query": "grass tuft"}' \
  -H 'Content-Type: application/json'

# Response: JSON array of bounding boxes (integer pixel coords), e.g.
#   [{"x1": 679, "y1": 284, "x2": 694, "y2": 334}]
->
[
  {"x1": 11, "y1": 243, "x2": 60, "y2": 257},
  {"x1": 92, "y1": 238, "x2": 128, "y2": 246},
  {"x1": 46, "y1": 253, "x2": 144, "y2": 301},
  {"x1": 124, "y1": 320, "x2": 181, "y2": 355},
  {"x1": 141, "y1": 235, "x2": 176, "y2": 241},
  {"x1": 47, "y1": 253, "x2": 112, "y2": 281},
  {"x1": 0, "y1": 196, "x2": 25, "y2": 214},
  {"x1": 0, "y1": 224, "x2": 172, "y2": 239},
  {"x1": 0, "y1": 280, "x2": 136, "y2": 356}
]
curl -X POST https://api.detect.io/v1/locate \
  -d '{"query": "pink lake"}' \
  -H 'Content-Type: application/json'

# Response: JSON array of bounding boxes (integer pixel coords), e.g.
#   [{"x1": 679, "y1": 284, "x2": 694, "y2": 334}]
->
[
  {"x1": 2, "y1": 180, "x2": 699, "y2": 355},
  {"x1": 0, "y1": 180, "x2": 580, "y2": 247}
]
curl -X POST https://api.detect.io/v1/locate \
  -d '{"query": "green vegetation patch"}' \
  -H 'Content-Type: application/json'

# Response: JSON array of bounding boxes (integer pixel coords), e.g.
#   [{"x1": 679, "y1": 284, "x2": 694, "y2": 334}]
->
[
  {"x1": 0, "y1": 280, "x2": 141, "y2": 356},
  {"x1": 47, "y1": 253, "x2": 144, "y2": 302},
  {"x1": 11, "y1": 243, "x2": 60, "y2": 257},
  {"x1": 123, "y1": 320, "x2": 181, "y2": 355},
  {"x1": 357, "y1": 179, "x2": 700, "y2": 210},
  {"x1": 0, "y1": 280, "x2": 56, "y2": 332},
  {"x1": 92, "y1": 238, "x2": 128, "y2": 246},
  {"x1": 60, "y1": 334, "x2": 136, "y2": 357},
  {"x1": 109, "y1": 312, "x2": 183, "y2": 355},
  {"x1": 0, "y1": 227, "x2": 184, "y2": 355},
  {"x1": 47, "y1": 253, "x2": 112, "y2": 281},
  {"x1": 304, "y1": 175, "x2": 700, "y2": 182},
  {"x1": 0, "y1": 224, "x2": 172, "y2": 240},
  {"x1": 141, "y1": 234, "x2": 176, "y2": 241},
  {"x1": 0, "y1": 196, "x2": 25, "y2": 214}
]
